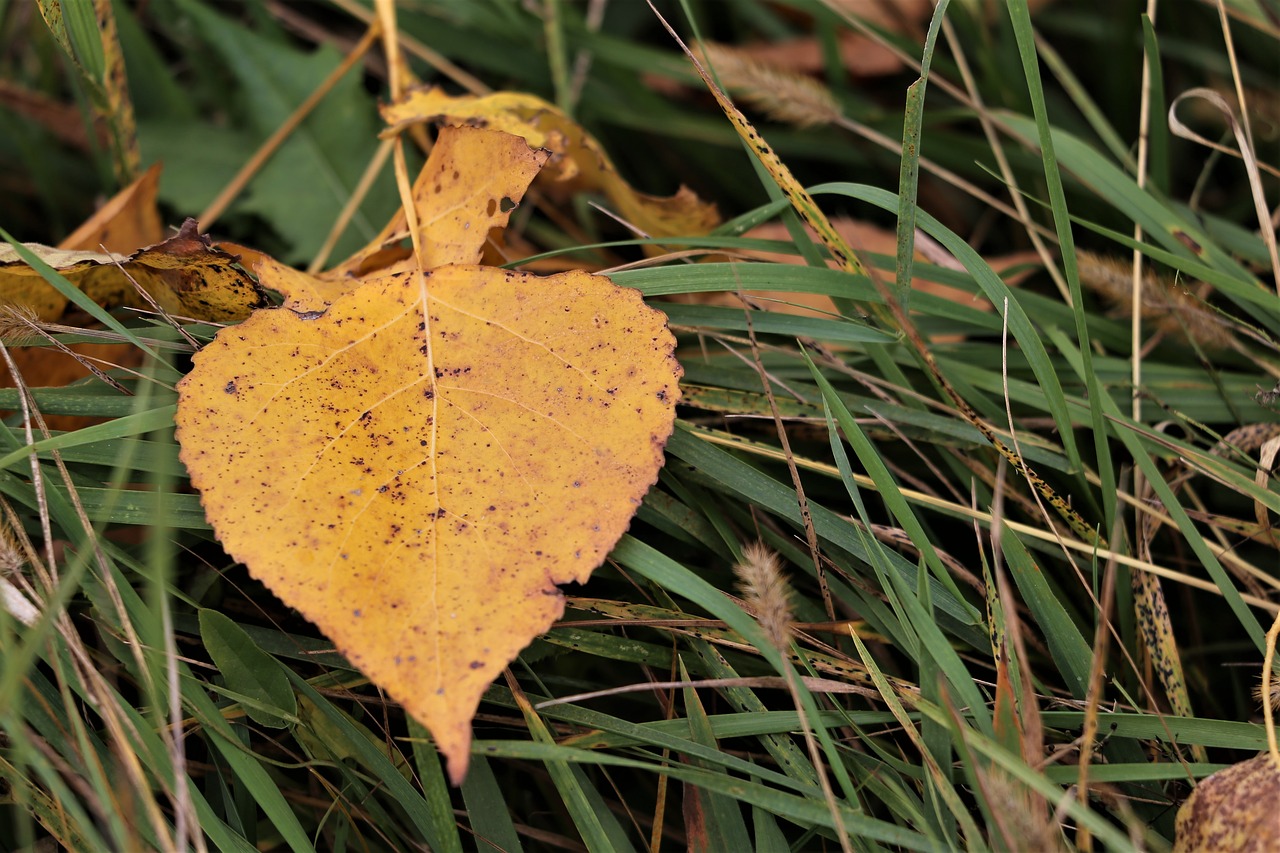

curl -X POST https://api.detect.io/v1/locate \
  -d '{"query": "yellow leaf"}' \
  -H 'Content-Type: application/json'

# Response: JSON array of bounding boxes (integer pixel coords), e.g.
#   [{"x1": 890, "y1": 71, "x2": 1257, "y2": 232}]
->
[
  {"x1": 324, "y1": 125, "x2": 550, "y2": 289},
  {"x1": 175, "y1": 262, "x2": 680, "y2": 783},
  {"x1": 0, "y1": 219, "x2": 267, "y2": 323},
  {"x1": 127, "y1": 221, "x2": 270, "y2": 321},
  {"x1": 381, "y1": 87, "x2": 720, "y2": 243},
  {"x1": 1175, "y1": 753, "x2": 1280, "y2": 851}
]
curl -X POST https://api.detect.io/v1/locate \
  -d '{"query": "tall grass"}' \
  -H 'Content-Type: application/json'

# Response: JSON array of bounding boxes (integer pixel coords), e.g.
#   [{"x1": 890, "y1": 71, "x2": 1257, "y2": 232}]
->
[{"x1": 1, "y1": 0, "x2": 1278, "y2": 849}]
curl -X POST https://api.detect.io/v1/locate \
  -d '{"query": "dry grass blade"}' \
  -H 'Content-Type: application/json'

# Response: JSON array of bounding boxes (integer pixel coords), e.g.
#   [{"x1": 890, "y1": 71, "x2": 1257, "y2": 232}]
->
[
  {"x1": 197, "y1": 22, "x2": 382, "y2": 230},
  {"x1": 534, "y1": 675, "x2": 879, "y2": 709},
  {"x1": 1169, "y1": 85, "x2": 1280, "y2": 292}
]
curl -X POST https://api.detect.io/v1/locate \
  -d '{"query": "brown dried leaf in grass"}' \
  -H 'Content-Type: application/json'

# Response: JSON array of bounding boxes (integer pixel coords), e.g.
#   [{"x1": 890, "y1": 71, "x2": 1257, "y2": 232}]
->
[
  {"x1": 730, "y1": 0, "x2": 1057, "y2": 78},
  {"x1": 0, "y1": 220, "x2": 266, "y2": 325},
  {"x1": 674, "y1": 218, "x2": 1028, "y2": 344}
]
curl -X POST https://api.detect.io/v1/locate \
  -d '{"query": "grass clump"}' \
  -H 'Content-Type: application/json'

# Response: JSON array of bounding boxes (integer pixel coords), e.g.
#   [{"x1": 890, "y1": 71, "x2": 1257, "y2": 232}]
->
[{"x1": 2, "y1": 0, "x2": 1279, "y2": 849}]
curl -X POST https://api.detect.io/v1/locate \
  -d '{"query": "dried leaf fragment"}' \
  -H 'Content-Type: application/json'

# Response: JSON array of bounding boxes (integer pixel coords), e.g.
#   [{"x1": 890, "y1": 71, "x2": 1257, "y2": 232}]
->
[
  {"x1": 175, "y1": 263, "x2": 680, "y2": 783},
  {"x1": 381, "y1": 87, "x2": 720, "y2": 242},
  {"x1": 0, "y1": 162, "x2": 166, "y2": 428},
  {"x1": 0, "y1": 219, "x2": 267, "y2": 323}
]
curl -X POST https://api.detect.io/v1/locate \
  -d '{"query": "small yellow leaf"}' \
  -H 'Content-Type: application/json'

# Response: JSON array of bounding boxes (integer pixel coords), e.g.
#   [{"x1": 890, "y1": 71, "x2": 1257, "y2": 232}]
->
[
  {"x1": 175, "y1": 263, "x2": 680, "y2": 782},
  {"x1": 0, "y1": 219, "x2": 267, "y2": 322},
  {"x1": 324, "y1": 126, "x2": 550, "y2": 288},
  {"x1": 381, "y1": 87, "x2": 720, "y2": 242},
  {"x1": 1175, "y1": 753, "x2": 1280, "y2": 851}
]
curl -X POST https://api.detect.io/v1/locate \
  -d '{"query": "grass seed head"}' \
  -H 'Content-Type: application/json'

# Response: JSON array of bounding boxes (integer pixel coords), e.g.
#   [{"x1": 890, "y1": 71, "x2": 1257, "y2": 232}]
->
[
  {"x1": 1076, "y1": 250, "x2": 1236, "y2": 349},
  {"x1": 734, "y1": 542, "x2": 795, "y2": 651},
  {"x1": 695, "y1": 42, "x2": 843, "y2": 128}
]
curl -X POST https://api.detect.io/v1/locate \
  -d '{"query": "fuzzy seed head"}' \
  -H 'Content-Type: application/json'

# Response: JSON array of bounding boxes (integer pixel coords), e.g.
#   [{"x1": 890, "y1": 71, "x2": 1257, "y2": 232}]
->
[
  {"x1": 695, "y1": 42, "x2": 843, "y2": 128},
  {"x1": 734, "y1": 542, "x2": 795, "y2": 651},
  {"x1": 0, "y1": 520, "x2": 26, "y2": 577},
  {"x1": 0, "y1": 306, "x2": 46, "y2": 345},
  {"x1": 1255, "y1": 674, "x2": 1280, "y2": 713},
  {"x1": 1076, "y1": 250, "x2": 1235, "y2": 349}
]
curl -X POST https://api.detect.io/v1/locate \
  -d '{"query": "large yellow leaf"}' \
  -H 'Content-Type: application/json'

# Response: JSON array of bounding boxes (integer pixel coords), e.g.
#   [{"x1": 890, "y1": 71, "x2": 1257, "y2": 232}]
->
[
  {"x1": 175, "y1": 262, "x2": 680, "y2": 782},
  {"x1": 381, "y1": 87, "x2": 720, "y2": 242}
]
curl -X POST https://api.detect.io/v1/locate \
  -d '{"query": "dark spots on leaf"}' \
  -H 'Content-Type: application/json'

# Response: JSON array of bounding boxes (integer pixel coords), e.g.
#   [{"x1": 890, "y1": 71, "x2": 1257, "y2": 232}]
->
[
  {"x1": 469, "y1": 660, "x2": 484, "y2": 670},
  {"x1": 224, "y1": 380, "x2": 237, "y2": 395},
  {"x1": 656, "y1": 389, "x2": 668, "y2": 402},
  {"x1": 352, "y1": 609, "x2": 362, "y2": 617},
  {"x1": 486, "y1": 198, "x2": 497, "y2": 216},
  {"x1": 1174, "y1": 230, "x2": 1203, "y2": 254}
]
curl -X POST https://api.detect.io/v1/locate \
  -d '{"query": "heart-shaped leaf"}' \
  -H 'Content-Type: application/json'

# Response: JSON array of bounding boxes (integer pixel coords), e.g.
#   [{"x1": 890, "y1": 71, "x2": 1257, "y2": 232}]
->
[{"x1": 176, "y1": 262, "x2": 680, "y2": 781}]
